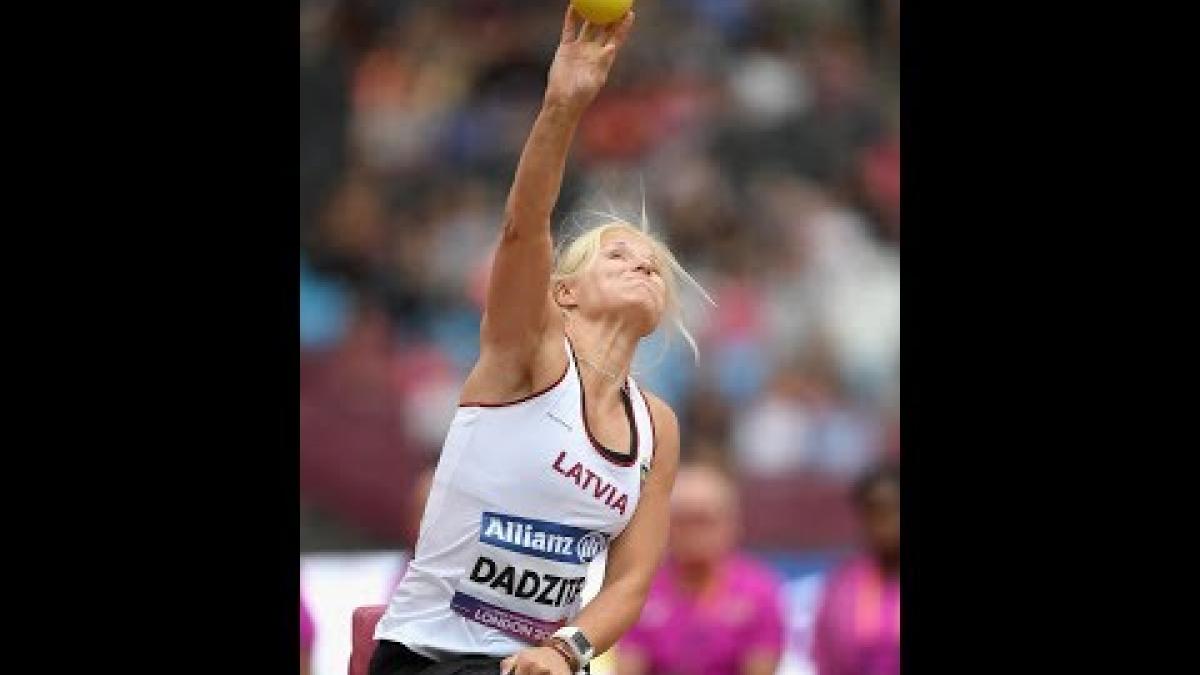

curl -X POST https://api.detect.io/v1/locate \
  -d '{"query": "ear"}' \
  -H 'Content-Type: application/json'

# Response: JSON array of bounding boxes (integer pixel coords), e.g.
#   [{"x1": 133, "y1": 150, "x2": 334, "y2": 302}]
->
[{"x1": 554, "y1": 279, "x2": 579, "y2": 310}]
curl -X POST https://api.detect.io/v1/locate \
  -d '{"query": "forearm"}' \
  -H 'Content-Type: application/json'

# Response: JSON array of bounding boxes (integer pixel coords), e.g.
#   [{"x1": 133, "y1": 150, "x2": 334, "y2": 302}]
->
[
  {"x1": 503, "y1": 101, "x2": 584, "y2": 238},
  {"x1": 572, "y1": 396, "x2": 679, "y2": 662},
  {"x1": 570, "y1": 577, "x2": 651, "y2": 659}
]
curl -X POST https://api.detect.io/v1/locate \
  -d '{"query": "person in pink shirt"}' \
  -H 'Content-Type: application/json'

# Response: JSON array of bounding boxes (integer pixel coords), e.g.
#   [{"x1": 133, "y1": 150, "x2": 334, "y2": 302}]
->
[
  {"x1": 617, "y1": 461, "x2": 786, "y2": 675},
  {"x1": 811, "y1": 463, "x2": 900, "y2": 675}
]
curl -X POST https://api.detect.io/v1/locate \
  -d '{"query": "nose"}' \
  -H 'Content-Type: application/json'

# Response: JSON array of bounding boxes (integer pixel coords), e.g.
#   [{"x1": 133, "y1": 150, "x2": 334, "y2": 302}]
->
[{"x1": 631, "y1": 255, "x2": 655, "y2": 276}]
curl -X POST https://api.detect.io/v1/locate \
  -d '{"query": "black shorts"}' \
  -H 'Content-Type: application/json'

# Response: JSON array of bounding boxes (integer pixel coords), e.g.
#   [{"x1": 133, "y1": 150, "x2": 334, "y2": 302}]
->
[
  {"x1": 367, "y1": 640, "x2": 500, "y2": 675},
  {"x1": 367, "y1": 640, "x2": 433, "y2": 675},
  {"x1": 366, "y1": 640, "x2": 590, "y2": 675}
]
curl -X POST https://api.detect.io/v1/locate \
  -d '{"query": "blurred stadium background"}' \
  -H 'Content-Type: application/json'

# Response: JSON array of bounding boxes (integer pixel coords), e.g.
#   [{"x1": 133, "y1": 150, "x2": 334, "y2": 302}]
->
[{"x1": 300, "y1": 0, "x2": 898, "y2": 673}]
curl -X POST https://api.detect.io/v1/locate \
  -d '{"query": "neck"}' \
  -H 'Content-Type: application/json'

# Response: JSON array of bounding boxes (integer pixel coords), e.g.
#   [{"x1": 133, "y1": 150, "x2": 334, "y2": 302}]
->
[
  {"x1": 566, "y1": 315, "x2": 640, "y2": 403},
  {"x1": 673, "y1": 557, "x2": 722, "y2": 596}
]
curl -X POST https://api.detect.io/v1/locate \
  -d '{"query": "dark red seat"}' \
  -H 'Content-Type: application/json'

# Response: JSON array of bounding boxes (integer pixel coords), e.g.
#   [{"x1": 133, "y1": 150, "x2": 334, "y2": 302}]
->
[{"x1": 349, "y1": 605, "x2": 386, "y2": 675}]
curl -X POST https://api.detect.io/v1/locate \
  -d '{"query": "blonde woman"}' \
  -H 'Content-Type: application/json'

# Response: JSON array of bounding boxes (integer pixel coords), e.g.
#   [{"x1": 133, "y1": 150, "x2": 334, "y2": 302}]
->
[{"x1": 372, "y1": 7, "x2": 700, "y2": 675}]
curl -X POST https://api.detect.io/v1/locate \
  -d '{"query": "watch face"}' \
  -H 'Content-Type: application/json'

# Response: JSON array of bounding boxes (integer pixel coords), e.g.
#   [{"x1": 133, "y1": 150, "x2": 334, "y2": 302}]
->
[{"x1": 570, "y1": 630, "x2": 592, "y2": 656}]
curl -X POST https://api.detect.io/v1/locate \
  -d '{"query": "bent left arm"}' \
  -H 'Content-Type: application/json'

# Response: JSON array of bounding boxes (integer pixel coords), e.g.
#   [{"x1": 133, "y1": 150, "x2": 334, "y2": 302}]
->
[
  {"x1": 573, "y1": 397, "x2": 679, "y2": 656},
  {"x1": 502, "y1": 397, "x2": 679, "y2": 674}
]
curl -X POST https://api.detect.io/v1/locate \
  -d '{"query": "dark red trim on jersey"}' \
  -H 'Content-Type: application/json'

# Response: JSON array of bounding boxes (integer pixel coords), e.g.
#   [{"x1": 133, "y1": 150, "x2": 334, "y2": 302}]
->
[
  {"x1": 568, "y1": 338, "x2": 639, "y2": 467},
  {"x1": 457, "y1": 357, "x2": 569, "y2": 408},
  {"x1": 638, "y1": 383, "x2": 657, "y2": 456}
]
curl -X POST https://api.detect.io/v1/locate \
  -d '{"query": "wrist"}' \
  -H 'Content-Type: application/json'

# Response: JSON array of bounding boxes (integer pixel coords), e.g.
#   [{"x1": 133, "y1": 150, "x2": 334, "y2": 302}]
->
[
  {"x1": 550, "y1": 626, "x2": 594, "y2": 669},
  {"x1": 540, "y1": 638, "x2": 580, "y2": 673},
  {"x1": 540, "y1": 97, "x2": 587, "y2": 121}
]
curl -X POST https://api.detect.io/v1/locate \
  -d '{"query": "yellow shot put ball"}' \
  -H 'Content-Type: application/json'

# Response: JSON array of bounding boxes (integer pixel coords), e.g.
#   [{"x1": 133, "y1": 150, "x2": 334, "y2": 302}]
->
[{"x1": 571, "y1": 0, "x2": 633, "y2": 26}]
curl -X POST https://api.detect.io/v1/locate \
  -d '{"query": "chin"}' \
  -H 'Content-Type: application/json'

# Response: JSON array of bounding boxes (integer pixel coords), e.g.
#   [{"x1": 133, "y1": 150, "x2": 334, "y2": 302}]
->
[
  {"x1": 633, "y1": 304, "x2": 664, "y2": 337},
  {"x1": 608, "y1": 296, "x2": 662, "y2": 335}
]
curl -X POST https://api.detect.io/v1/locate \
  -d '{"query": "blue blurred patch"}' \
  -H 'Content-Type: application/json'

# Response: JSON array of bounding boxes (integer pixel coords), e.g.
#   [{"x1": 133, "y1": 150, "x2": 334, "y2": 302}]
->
[
  {"x1": 300, "y1": 257, "x2": 350, "y2": 348},
  {"x1": 752, "y1": 549, "x2": 846, "y2": 581},
  {"x1": 429, "y1": 306, "x2": 482, "y2": 375},
  {"x1": 633, "y1": 330, "x2": 697, "y2": 409},
  {"x1": 713, "y1": 338, "x2": 769, "y2": 406}
]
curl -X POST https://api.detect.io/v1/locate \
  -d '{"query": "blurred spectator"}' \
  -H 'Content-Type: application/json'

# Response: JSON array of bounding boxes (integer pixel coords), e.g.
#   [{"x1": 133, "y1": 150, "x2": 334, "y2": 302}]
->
[
  {"x1": 804, "y1": 360, "x2": 883, "y2": 480},
  {"x1": 329, "y1": 301, "x2": 402, "y2": 407},
  {"x1": 728, "y1": 50, "x2": 810, "y2": 131},
  {"x1": 654, "y1": 150, "x2": 737, "y2": 263},
  {"x1": 392, "y1": 343, "x2": 461, "y2": 457},
  {"x1": 299, "y1": 0, "x2": 354, "y2": 238},
  {"x1": 680, "y1": 385, "x2": 733, "y2": 452},
  {"x1": 311, "y1": 169, "x2": 390, "y2": 285},
  {"x1": 579, "y1": 86, "x2": 668, "y2": 164},
  {"x1": 301, "y1": 591, "x2": 316, "y2": 675},
  {"x1": 351, "y1": 8, "x2": 475, "y2": 173},
  {"x1": 803, "y1": 207, "x2": 900, "y2": 405},
  {"x1": 617, "y1": 462, "x2": 786, "y2": 675},
  {"x1": 880, "y1": 405, "x2": 900, "y2": 462},
  {"x1": 707, "y1": 272, "x2": 772, "y2": 407},
  {"x1": 811, "y1": 464, "x2": 900, "y2": 675},
  {"x1": 732, "y1": 366, "x2": 817, "y2": 475},
  {"x1": 856, "y1": 131, "x2": 900, "y2": 244}
]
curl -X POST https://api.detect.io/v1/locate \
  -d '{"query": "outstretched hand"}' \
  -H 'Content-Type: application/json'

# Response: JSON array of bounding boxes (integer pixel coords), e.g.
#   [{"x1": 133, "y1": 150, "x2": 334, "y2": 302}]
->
[{"x1": 543, "y1": 5, "x2": 635, "y2": 114}]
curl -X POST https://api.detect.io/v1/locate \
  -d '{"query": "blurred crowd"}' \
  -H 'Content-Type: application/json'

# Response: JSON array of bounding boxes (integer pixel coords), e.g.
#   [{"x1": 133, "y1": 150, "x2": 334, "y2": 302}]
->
[{"x1": 300, "y1": 0, "x2": 900, "y2": 547}]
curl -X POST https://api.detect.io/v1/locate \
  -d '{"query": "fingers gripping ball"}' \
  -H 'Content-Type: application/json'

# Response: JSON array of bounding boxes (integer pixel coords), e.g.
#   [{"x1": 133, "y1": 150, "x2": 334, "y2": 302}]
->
[{"x1": 571, "y1": 0, "x2": 633, "y2": 25}]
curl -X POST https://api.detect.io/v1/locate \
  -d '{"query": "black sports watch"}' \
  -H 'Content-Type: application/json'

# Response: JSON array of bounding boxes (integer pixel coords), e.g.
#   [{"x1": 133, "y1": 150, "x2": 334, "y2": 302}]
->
[{"x1": 552, "y1": 626, "x2": 594, "y2": 669}]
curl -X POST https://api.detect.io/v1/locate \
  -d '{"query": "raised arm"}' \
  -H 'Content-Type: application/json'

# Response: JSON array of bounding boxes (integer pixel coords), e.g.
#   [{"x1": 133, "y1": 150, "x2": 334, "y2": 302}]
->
[{"x1": 478, "y1": 8, "x2": 636, "y2": 367}]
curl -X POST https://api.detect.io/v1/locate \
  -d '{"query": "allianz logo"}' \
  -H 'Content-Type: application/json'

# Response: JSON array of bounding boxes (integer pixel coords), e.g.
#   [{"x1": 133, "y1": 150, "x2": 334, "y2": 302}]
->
[
  {"x1": 576, "y1": 532, "x2": 606, "y2": 562},
  {"x1": 481, "y1": 514, "x2": 608, "y2": 564}
]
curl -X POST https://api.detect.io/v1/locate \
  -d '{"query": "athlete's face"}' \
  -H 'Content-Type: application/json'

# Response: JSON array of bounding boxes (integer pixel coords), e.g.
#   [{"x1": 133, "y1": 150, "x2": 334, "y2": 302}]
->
[{"x1": 565, "y1": 231, "x2": 668, "y2": 334}]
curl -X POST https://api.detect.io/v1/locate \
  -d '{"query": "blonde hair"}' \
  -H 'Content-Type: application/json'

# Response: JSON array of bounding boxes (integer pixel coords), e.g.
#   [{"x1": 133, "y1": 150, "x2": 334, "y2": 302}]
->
[{"x1": 552, "y1": 214, "x2": 714, "y2": 361}]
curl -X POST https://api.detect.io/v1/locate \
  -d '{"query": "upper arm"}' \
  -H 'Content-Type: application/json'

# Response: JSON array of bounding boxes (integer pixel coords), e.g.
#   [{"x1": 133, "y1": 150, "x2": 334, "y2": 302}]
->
[
  {"x1": 466, "y1": 222, "x2": 566, "y2": 403},
  {"x1": 478, "y1": 222, "x2": 558, "y2": 361},
  {"x1": 603, "y1": 396, "x2": 680, "y2": 594}
]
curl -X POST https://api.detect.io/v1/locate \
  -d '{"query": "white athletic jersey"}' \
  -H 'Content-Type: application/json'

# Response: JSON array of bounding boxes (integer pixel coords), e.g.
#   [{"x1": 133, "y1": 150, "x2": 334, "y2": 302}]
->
[{"x1": 375, "y1": 337, "x2": 656, "y2": 660}]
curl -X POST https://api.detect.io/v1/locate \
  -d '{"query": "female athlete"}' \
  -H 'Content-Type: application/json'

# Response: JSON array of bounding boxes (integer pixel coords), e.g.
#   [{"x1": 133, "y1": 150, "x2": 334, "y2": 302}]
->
[{"x1": 371, "y1": 7, "x2": 698, "y2": 675}]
